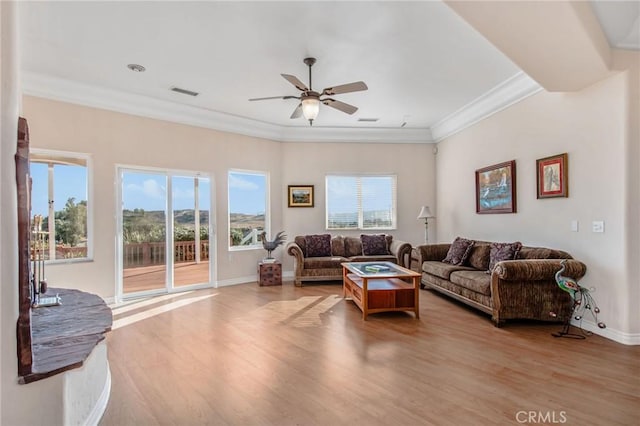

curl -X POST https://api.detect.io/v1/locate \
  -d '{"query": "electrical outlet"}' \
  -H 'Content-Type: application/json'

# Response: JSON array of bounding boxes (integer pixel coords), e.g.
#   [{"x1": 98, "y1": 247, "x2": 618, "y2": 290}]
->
[{"x1": 592, "y1": 221, "x2": 604, "y2": 233}]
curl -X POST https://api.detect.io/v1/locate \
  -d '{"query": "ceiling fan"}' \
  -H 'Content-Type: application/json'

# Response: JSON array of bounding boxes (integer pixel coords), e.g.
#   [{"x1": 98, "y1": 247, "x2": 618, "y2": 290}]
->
[{"x1": 249, "y1": 57, "x2": 368, "y2": 126}]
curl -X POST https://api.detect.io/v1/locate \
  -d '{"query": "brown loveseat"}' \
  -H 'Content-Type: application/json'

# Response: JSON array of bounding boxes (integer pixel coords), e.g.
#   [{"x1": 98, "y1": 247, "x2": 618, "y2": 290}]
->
[
  {"x1": 412, "y1": 240, "x2": 587, "y2": 326},
  {"x1": 287, "y1": 234, "x2": 412, "y2": 286}
]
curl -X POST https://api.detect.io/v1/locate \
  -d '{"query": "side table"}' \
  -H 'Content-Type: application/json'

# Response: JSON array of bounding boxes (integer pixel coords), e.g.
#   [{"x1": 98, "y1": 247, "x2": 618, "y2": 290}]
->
[{"x1": 258, "y1": 261, "x2": 282, "y2": 286}]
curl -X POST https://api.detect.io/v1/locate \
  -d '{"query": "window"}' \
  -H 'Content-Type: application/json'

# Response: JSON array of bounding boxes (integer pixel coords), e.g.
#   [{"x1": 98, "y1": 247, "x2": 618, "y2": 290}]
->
[
  {"x1": 228, "y1": 170, "x2": 268, "y2": 249},
  {"x1": 326, "y1": 175, "x2": 397, "y2": 230},
  {"x1": 30, "y1": 151, "x2": 91, "y2": 261}
]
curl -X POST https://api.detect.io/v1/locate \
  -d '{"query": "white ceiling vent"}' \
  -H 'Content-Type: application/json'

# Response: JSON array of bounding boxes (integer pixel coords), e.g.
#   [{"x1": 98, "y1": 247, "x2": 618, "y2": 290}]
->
[
  {"x1": 358, "y1": 118, "x2": 379, "y2": 122},
  {"x1": 170, "y1": 87, "x2": 199, "y2": 97}
]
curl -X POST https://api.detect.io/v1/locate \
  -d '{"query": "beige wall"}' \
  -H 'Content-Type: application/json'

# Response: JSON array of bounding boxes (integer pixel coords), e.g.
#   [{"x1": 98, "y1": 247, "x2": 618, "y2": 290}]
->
[
  {"x1": 23, "y1": 96, "x2": 285, "y2": 295},
  {"x1": 281, "y1": 141, "x2": 435, "y2": 256},
  {"x1": 435, "y1": 70, "x2": 638, "y2": 342},
  {"x1": 21, "y1": 97, "x2": 435, "y2": 300}
]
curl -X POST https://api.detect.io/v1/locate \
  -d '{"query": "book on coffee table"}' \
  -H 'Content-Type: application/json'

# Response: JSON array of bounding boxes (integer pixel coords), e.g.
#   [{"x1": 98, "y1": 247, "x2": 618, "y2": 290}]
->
[{"x1": 364, "y1": 264, "x2": 391, "y2": 272}]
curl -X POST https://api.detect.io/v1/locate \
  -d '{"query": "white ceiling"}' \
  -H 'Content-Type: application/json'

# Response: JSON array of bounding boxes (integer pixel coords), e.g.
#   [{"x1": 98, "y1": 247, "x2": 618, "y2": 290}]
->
[{"x1": 18, "y1": 1, "x2": 639, "y2": 142}]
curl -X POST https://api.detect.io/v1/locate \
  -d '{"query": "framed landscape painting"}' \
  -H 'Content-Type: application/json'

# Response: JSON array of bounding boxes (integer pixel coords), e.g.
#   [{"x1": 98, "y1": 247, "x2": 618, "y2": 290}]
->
[
  {"x1": 288, "y1": 185, "x2": 314, "y2": 207},
  {"x1": 536, "y1": 153, "x2": 568, "y2": 198},
  {"x1": 475, "y1": 160, "x2": 517, "y2": 214}
]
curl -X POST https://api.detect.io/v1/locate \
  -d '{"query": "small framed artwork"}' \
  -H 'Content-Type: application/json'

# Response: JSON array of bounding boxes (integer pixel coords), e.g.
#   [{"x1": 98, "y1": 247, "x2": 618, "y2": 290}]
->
[
  {"x1": 476, "y1": 160, "x2": 517, "y2": 214},
  {"x1": 536, "y1": 153, "x2": 568, "y2": 198},
  {"x1": 288, "y1": 185, "x2": 314, "y2": 207}
]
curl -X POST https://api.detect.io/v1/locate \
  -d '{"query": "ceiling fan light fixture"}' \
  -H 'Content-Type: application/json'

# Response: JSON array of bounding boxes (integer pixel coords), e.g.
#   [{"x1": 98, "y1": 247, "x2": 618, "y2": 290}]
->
[{"x1": 301, "y1": 97, "x2": 320, "y2": 123}]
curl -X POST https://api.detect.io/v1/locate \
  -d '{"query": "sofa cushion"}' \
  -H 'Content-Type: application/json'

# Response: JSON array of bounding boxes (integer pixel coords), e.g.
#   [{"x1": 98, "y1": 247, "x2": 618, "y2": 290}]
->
[
  {"x1": 303, "y1": 256, "x2": 348, "y2": 269},
  {"x1": 466, "y1": 244, "x2": 491, "y2": 270},
  {"x1": 331, "y1": 235, "x2": 346, "y2": 257},
  {"x1": 449, "y1": 270, "x2": 492, "y2": 296},
  {"x1": 422, "y1": 260, "x2": 473, "y2": 280},
  {"x1": 488, "y1": 241, "x2": 523, "y2": 272},
  {"x1": 344, "y1": 237, "x2": 363, "y2": 257},
  {"x1": 361, "y1": 234, "x2": 390, "y2": 255},
  {"x1": 305, "y1": 234, "x2": 332, "y2": 257},
  {"x1": 442, "y1": 237, "x2": 475, "y2": 265},
  {"x1": 518, "y1": 247, "x2": 572, "y2": 260}
]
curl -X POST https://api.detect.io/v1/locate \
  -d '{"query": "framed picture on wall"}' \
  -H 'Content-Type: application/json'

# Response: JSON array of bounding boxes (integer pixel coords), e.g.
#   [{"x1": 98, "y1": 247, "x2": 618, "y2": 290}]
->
[
  {"x1": 288, "y1": 185, "x2": 314, "y2": 207},
  {"x1": 536, "y1": 153, "x2": 568, "y2": 198},
  {"x1": 475, "y1": 160, "x2": 517, "y2": 214}
]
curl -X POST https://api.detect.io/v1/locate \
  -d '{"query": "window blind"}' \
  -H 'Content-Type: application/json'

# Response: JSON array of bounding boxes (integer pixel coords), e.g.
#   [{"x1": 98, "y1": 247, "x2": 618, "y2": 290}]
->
[{"x1": 326, "y1": 175, "x2": 397, "y2": 230}]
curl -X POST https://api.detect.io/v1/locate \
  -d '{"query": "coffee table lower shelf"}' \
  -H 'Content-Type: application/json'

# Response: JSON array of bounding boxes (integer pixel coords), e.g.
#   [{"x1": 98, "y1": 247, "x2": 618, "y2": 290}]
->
[{"x1": 343, "y1": 273, "x2": 419, "y2": 320}]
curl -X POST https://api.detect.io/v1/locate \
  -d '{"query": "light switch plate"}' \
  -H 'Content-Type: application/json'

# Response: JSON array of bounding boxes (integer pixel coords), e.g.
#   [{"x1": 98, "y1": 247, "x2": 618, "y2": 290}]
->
[
  {"x1": 592, "y1": 221, "x2": 604, "y2": 233},
  {"x1": 571, "y1": 220, "x2": 579, "y2": 232}
]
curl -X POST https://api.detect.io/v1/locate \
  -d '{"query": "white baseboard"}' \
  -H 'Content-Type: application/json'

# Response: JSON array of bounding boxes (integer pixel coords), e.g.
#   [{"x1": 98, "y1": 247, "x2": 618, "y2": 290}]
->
[
  {"x1": 216, "y1": 270, "x2": 295, "y2": 287},
  {"x1": 571, "y1": 318, "x2": 640, "y2": 345}
]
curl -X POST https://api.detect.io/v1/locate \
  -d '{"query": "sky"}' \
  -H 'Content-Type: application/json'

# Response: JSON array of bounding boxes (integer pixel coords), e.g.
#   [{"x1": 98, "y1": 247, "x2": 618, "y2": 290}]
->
[
  {"x1": 30, "y1": 163, "x2": 87, "y2": 217},
  {"x1": 123, "y1": 173, "x2": 212, "y2": 211},
  {"x1": 31, "y1": 164, "x2": 391, "y2": 218},
  {"x1": 30, "y1": 164, "x2": 219, "y2": 216}
]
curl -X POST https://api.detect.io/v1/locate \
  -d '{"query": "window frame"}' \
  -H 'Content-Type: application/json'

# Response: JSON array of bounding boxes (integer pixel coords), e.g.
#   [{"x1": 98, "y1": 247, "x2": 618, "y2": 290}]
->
[
  {"x1": 325, "y1": 173, "x2": 397, "y2": 231},
  {"x1": 227, "y1": 169, "x2": 270, "y2": 251},
  {"x1": 30, "y1": 149, "x2": 93, "y2": 263}
]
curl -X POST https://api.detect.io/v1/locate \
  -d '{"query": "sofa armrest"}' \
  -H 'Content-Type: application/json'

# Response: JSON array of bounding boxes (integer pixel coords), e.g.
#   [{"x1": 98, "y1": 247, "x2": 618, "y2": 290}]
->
[
  {"x1": 389, "y1": 240, "x2": 412, "y2": 269},
  {"x1": 493, "y1": 259, "x2": 587, "y2": 282},
  {"x1": 286, "y1": 242, "x2": 305, "y2": 270},
  {"x1": 413, "y1": 243, "x2": 451, "y2": 266}
]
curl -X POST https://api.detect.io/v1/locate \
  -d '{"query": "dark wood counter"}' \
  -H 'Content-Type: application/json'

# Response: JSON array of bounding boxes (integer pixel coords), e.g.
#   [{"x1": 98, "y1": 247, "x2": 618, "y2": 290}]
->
[{"x1": 20, "y1": 288, "x2": 112, "y2": 384}]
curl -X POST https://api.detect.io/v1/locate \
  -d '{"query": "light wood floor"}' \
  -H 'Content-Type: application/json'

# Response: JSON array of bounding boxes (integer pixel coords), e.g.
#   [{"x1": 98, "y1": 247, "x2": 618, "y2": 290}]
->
[{"x1": 101, "y1": 282, "x2": 640, "y2": 426}]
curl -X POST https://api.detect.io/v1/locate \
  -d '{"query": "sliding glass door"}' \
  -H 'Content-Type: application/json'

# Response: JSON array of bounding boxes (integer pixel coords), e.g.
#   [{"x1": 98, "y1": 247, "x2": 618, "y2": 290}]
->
[
  {"x1": 172, "y1": 176, "x2": 210, "y2": 287},
  {"x1": 119, "y1": 169, "x2": 212, "y2": 298}
]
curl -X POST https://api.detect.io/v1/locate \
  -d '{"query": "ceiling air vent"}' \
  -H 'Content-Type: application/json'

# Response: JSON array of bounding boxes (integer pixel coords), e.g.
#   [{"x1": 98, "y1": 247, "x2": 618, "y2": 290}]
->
[
  {"x1": 358, "y1": 118, "x2": 379, "y2": 122},
  {"x1": 170, "y1": 87, "x2": 199, "y2": 97}
]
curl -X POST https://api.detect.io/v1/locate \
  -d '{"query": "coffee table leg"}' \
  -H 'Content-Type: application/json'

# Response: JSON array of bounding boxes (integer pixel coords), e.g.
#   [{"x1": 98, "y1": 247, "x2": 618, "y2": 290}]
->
[{"x1": 414, "y1": 276, "x2": 420, "y2": 319}]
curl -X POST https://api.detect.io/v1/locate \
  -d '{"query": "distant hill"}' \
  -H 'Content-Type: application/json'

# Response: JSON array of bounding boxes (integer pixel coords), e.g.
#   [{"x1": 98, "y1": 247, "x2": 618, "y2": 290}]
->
[
  {"x1": 123, "y1": 209, "x2": 210, "y2": 227},
  {"x1": 123, "y1": 209, "x2": 263, "y2": 228}
]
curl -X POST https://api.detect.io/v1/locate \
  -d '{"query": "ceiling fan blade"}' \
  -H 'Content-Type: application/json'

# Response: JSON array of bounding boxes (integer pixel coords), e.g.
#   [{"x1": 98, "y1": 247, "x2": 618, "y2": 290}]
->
[
  {"x1": 249, "y1": 95, "x2": 299, "y2": 101},
  {"x1": 321, "y1": 81, "x2": 368, "y2": 96},
  {"x1": 290, "y1": 103, "x2": 303, "y2": 119},
  {"x1": 281, "y1": 74, "x2": 309, "y2": 92},
  {"x1": 322, "y1": 98, "x2": 358, "y2": 115}
]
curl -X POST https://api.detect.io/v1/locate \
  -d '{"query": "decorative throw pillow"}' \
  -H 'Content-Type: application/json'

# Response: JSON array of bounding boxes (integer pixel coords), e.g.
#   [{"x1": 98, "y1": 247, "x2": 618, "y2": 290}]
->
[
  {"x1": 487, "y1": 241, "x2": 523, "y2": 272},
  {"x1": 442, "y1": 237, "x2": 475, "y2": 265},
  {"x1": 361, "y1": 234, "x2": 389, "y2": 256},
  {"x1": 304, "y1": 234, "x2": 332, "y2": 257},
  {"x1": 466, "y1": 244, "x2": 491, "y2": 270}
]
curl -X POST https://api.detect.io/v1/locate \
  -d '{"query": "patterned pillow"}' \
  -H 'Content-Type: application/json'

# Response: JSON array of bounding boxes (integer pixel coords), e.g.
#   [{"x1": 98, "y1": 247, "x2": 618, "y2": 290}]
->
[
  {"x1": 442, "y1": 237, "x2": 475, "y2": 265},
  {"x1": 360, "y1": 234, "x2": 389, "y2": 256},
  {"x1": 304, "y1": 234, "x2": 332, "y2": 257},
  {"x1": 487, "y1": 241, "x2": 523, "y2": 272}
]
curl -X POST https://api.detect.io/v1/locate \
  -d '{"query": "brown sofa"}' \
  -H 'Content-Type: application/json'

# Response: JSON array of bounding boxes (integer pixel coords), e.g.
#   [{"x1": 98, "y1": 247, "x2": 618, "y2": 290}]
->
[
  {"x1": 412, "y1": 240, "x2": 587, "y2": 326},
  {"x1": 287, "y1": 234, "x2": 412, "y2": 286}
]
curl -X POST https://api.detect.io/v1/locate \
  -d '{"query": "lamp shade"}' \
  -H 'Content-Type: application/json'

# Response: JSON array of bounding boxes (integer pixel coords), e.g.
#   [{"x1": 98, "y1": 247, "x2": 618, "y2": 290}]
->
[
  {"x1": 301, "y1": 97, "x2": 320, "y2": 121},
  {"x1": 417, "y1": 206, "x2": 434, "y2": 219}
]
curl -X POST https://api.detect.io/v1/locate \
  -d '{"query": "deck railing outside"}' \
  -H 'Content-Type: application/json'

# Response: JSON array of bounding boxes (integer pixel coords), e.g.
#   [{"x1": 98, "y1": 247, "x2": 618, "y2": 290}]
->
[{"x1": 123, "y1": 240, "x2": 210, "y2": 269}]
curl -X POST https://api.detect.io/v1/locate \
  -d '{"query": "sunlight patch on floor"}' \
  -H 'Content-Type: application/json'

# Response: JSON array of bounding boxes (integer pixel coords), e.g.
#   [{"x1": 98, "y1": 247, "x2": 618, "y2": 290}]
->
[
  {"x1": 112, "y1": 293, "x2": 218, "y2": 330},
  {"x1": 110, "y1": 291, "x2": 196, "y2": 314},
  {"x1": 240, "y1": 294, "x2": 343, "y2": 328}
]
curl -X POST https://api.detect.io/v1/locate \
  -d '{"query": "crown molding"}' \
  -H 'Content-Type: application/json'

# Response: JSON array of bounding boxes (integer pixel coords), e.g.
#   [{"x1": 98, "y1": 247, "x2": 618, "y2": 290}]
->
[
  {"x1": 22, "y1": 71, "x2": 539, "y2": 144},
  {"x1": 430, "y1": 72, "x2": 543, "y2": 142},
  {"x1": 22, "y1": 72, "x2": 285, "y2": 141},
  {"x1": 21, "y1": 72, "x2": 433, "y2": 144}
]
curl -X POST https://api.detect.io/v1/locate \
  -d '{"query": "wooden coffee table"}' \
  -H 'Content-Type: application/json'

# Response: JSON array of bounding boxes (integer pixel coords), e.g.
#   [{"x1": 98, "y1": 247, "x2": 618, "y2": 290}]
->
[{"x1": 342, "y1": 261, "x2": 420, "y2": 320}]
